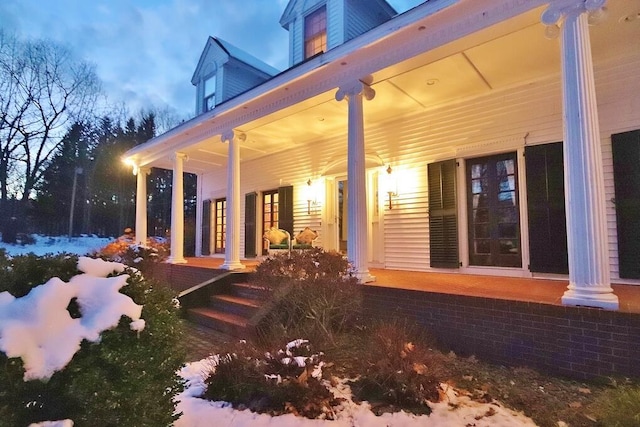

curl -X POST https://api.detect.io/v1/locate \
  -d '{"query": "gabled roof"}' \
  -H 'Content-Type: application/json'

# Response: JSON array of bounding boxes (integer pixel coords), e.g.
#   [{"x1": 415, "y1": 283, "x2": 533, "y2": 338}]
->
[
  {"x1": 191, "y1": 37, "x2": 280, "y2": 85},
  {"x1": 280, "y1": 0, "x2": 397, "y2": 28}
]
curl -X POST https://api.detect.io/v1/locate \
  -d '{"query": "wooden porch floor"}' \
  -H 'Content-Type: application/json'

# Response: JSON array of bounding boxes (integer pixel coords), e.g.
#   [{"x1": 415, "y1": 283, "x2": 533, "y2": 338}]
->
[{"x1": 182, "y1": 257, "x2": 640, "y2": 314}]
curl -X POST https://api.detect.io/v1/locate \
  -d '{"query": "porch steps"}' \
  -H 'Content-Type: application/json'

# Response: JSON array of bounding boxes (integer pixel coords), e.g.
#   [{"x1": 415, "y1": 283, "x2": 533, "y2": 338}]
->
[{"x1": 185, "y1": 279, "x2": 270, "y2": 339}]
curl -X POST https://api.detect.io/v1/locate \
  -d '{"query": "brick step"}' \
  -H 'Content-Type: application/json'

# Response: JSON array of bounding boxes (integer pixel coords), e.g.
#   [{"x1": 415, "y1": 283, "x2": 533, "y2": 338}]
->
[
  {"x1": 230, "y1": 282, "x2": 270, "y2": 300},
  {"x1": 187, "y1": 307, "x2": 251, "y2": 339},
  {"x1": 210, "y1": 294, "x2": 261, "y2": 318}
]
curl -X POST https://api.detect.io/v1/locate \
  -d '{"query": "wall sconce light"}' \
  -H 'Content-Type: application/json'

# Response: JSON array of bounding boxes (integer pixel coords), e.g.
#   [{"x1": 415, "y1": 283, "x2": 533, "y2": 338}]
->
[
  {"x1": 304, "y1": 179, "x2": 318, "y2": 214},
  {"x1": 382, "y1": 165, "x2": 397, "y2": 209}
]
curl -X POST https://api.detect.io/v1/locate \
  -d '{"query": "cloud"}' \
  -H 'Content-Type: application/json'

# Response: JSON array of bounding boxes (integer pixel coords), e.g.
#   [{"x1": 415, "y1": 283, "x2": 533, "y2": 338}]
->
[{"x1": 0, "y1": 0, "x2": 424, "y2": 120}]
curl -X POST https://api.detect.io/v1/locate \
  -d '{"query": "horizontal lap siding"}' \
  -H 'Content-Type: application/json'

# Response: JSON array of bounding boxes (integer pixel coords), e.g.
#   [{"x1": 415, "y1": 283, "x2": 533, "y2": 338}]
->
[
  {"x1": 594, "y1": 53, "x2": 640, "y2": 281},
  {"x1": 199, "y1": 53, "x2": 639, "y2": 276}
]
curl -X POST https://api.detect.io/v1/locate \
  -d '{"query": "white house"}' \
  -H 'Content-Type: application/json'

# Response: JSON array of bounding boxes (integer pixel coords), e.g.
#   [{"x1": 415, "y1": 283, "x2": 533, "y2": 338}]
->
[{"x1": 124, "y1": 0, "x2": 640, "y2": 311}]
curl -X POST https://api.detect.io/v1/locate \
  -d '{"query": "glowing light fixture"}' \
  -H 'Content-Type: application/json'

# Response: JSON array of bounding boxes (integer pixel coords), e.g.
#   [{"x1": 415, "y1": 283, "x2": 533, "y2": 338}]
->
[
  {"x1": 304, "y1": 179, "x2": 318, "y2": 214},
  {"x1": 122, "y1": 158, "x2": 138, "y2": 175},
  {"x1": 382, "y1": 165, "x2": 398, "y2": 210}
]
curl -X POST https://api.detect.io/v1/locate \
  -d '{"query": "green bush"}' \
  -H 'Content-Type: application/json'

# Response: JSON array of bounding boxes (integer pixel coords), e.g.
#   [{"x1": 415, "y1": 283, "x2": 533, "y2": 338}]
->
[
  {"x1": 0, "y1": 253, "x2": 185, "y2": 426},
  {"x1": 350, "y1": 320, "x2": 444, "y2": 415},
  {"x1": 252, "y1": 249, "x2": 362, "y2": 346},
  {"x1": 0, "y1": 251, "x2": 79, "y2": 297},
  {"x1": 592, "y1": 384, "x2": 640, "y2": 426},
  {"x1": 203, "y1": 339, "x2": 340, "y2": 418}
]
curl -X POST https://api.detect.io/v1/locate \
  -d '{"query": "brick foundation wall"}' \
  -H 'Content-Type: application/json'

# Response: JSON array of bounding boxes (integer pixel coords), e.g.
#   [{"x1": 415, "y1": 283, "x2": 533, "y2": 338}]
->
[
  {"x1": 363, "y1": 286, "x2": 640, "y2": 380},
  {"x1": 149, "y1": 263, "x2": 224, "y2": 293}
]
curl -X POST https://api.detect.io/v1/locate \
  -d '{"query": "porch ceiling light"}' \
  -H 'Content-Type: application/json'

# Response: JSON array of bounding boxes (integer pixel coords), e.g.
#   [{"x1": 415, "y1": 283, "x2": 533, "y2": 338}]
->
[{"x1": 383, "y1": 165, "x2": 398, "y2": 210}]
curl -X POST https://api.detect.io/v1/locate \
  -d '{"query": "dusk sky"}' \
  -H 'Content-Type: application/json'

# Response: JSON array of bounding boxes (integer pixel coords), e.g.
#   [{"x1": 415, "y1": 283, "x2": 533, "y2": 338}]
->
[{"x1": 1, "y1": 0, "x2": 425, "y2": 120}]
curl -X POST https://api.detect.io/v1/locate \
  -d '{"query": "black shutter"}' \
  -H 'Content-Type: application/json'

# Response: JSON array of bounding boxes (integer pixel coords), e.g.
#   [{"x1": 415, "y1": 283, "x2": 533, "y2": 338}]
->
[
  {"x1": 428, "y1": 160, "x2": 459, "y2": 268},
  {"x1": 525, "y1": 143, "x2": 568, "y2": 274},
  {"x1": 612, "y1": 130, "x2": 640, "y2": 279},
  {"x1": 201, "y1": 199, "x2": 211, "y2": 256},
  {"x1": 244, "y1": 192, "x2": 257, "y2": 258},
  {"x1": 278, "y1": 185, "x2": 294, "y2": 235}
]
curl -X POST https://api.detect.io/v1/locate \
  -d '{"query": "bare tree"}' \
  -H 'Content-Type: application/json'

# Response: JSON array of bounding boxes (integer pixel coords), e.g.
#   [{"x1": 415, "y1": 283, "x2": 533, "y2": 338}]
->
[{"x1": 0, "y1": 31, "x2": 101, "y2": 241}]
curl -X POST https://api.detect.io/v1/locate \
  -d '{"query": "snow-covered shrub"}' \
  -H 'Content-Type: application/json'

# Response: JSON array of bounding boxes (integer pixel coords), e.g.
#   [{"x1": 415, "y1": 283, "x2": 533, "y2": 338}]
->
[
  {"x1": 252, "y1": 249, "x2": 362, "y2": 346},
  {"x1": 349, "y1": 320, "x2": 444, "y2": 415},
  {"x1": 0, "y1": 253, "x2": 185, "y2": 426},
  {"x1": 95, "y1": 236, "x2": 169, "y2": 273},
  {"x1": 0, "y1": 252, "x2": 79, "y2": 297},
  {"x1": 203, "y1": 339, "x2": 340, "y2": 418}
]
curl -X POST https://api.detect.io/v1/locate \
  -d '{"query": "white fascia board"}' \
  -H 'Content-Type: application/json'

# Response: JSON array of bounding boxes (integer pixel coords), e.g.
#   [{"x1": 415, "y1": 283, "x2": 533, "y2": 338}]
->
[{"x1": 125, "y1": 0, "x2": 546, "y2": 167}]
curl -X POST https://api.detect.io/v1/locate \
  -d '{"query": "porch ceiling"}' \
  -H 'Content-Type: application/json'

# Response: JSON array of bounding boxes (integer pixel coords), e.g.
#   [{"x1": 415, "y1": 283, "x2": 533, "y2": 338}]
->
[{"x1": 166, "y1": 0, "x2": 638, "y2": 174}]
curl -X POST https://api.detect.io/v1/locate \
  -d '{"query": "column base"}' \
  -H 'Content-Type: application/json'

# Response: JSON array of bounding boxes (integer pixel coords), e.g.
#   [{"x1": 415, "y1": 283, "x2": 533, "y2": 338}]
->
[
  {"x1": 221, "y1": 261, "x2": 246, "y2": 271},
  {"x1": 562, "y1": 283, "x2": 619, "y2": 310},
  {"x1": 166, "y1": 257, "x2": 187, "y2": 264},
  {"x1": 355, "y1": 270, "x2": 376, "y2": 284}
]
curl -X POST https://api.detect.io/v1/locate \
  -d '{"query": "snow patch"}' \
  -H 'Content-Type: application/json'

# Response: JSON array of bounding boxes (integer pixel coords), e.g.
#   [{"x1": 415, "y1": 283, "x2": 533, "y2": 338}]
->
[{"x1": 0, "y1": 257, "x2": 143, "y2": 381}]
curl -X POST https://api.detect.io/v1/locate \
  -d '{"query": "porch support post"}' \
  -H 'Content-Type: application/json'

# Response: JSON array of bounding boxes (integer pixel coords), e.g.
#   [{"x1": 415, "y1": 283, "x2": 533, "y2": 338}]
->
[
  {"x1": 542, "y1": 0, "x2": 618, "y2": 309},
  {"x1": 135, "y1": 166, "x2": 150, "y2": 245},
  {"x1": 221, "y1": 130, "x2": 245, "y2": 270},
  {"x1": 195, "y1": 173, "x2": 203, "y2": 256},
  {"x1": 336, "y1": 78, "x2": 375, "y2": 283},
  {"x1": 167, "y1": 152, "x2": 187, "y2": 264}
]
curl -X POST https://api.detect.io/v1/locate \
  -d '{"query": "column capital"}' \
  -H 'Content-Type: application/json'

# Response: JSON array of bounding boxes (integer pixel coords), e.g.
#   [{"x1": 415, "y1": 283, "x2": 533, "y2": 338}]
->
[
  {"x1": 335, "y1": 77, "x2": 375, "y2": 102},
  {"x1": 138, "y1": 166, "x2": 151, "y2": 175},
  {"x1": 220, "y1": 130, "x2": 246, "y2": 143},
  {"x1": 174, "y1": 151, "x2": 188, "y2": 160},
  {"x1": 542, "y1": 0, "x2": 605, "y2": 25}
]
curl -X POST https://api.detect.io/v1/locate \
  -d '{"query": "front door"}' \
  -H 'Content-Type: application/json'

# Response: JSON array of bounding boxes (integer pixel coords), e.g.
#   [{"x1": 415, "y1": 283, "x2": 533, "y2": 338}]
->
[{"x1": 467, "y1": 152, "x2": 521, "y2": 267}]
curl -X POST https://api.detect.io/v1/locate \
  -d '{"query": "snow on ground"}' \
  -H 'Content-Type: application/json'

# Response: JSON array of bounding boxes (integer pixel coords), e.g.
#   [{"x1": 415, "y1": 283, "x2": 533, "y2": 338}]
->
[
  {"x1": 0, "y1": 235, "x2": 540, "y2": 426},
  {"x1": 0, "y1": 234, "x2": 112, "y2": 257},
  {"x1": 175, "y1": 358, "x2": 539, "y2": 427}
]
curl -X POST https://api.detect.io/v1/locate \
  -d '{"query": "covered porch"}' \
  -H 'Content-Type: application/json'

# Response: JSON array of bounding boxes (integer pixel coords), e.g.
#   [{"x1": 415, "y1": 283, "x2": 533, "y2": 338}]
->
[
  {"x1": 125, "y1": 0, "x2": 640, "y2": 315},
  {"x1": 170, "y1": 257, "x2": 640, "y2": 314}
]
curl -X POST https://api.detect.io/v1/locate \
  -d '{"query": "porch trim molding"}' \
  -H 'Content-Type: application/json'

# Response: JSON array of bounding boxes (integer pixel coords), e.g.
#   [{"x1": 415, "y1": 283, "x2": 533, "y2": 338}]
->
[
  {"x1": 542, "y1": 0, "x2": 618, "y2": 309},
  {"x1": 125, "y1": 0, "x2": 546, "y2": 169}
]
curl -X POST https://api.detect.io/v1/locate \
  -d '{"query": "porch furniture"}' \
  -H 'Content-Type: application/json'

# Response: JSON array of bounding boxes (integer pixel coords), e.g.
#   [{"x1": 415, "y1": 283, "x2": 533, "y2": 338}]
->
[
  {"x1": 292, "y1": 227, "x2": 318, "y2": 250},
  {"x1": 263, "y1": 227, "x2": 291, "y2": 255}
]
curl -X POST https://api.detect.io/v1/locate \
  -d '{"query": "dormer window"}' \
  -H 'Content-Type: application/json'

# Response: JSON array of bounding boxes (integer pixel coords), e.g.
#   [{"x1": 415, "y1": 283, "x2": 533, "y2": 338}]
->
[
  {"x1": 204, "y1": 74, "x2": 216, "y2": 111},
  {"x1": 304, "y1": 6, "x2": 327, "y2": 59}
]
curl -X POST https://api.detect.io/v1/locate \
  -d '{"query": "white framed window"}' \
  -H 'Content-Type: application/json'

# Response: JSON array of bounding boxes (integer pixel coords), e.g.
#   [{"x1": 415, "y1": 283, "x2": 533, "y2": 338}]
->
[
  {"x1": 304, "y1": 6, "x2": 327, "y2": 59},
  {"x1": 204, "y1": 74, "x2": 216, "y2": 111}
]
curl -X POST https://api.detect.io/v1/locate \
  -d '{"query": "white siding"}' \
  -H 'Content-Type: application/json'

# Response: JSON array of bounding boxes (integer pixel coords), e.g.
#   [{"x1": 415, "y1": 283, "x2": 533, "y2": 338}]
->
[
  {"x1": 327, "y1": 0, "x2": 344, "y2": 49},
  {"x1": 222, "y1": 60, "x2": 272, "y2": 103},
  {"x1": 201, "y1": 53, "x2": 640, "y2": 282},
  {"x1": 345, "y1": 0, "x2": 392, "y2": 42},
  {"x1": 193, "y1": 45, "x2": 227, "y2": 115}
]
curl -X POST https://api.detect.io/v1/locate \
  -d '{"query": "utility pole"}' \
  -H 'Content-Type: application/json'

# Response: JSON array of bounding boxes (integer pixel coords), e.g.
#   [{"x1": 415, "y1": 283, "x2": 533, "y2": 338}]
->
[{"x1": 69, "y1": 167, "x2": 83, "y2": 240}]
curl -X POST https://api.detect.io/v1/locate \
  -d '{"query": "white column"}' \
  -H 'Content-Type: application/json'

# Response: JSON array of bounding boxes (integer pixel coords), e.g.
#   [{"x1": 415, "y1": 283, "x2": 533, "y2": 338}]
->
[
  {"x1": 221, "y1": 131, "x2": 245, "y2": 270},
  {"x1": 336, "y1": 78, "x2": 375, "y2": 283},
  {"x1": 167, "y1": 152, "x2": 187, "y2": 264},
  {"x1": 542, "y1": 0, "x2": 618, "y2": 309},
  {"x1": 135, "y1": 166, "x2": 149, "y2": 245},
  {"x1": 195, "y1": 173, "x2": 203, "y2": 257}
]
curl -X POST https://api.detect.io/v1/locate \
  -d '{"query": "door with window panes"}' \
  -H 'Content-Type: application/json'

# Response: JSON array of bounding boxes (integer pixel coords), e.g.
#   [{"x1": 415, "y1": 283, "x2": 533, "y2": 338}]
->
[
  {"x1": 262, "y1": 190, "x2": 279, "y2": 254},
  {"x1": 214, "y1": 198, "x2": 226, "y2": 254},
  {"x1": 467, "y1": 152, "x2": 521, "y2": 267}
]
